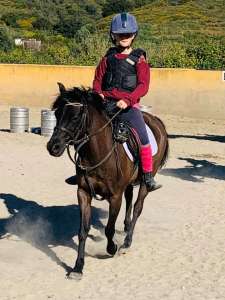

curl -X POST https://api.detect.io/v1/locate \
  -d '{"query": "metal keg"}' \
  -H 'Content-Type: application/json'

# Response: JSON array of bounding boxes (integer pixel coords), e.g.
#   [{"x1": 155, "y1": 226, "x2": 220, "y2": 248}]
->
[
  {"x1": 41, "y1": 109, "x2": 56, "y2": 137},
  {"x1": 10, "y1": 107, "x2": 29, "y2": 133}
]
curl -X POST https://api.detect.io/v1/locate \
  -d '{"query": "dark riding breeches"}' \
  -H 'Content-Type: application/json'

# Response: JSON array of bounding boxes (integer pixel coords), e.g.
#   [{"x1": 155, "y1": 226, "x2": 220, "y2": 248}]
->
[{"x1": 117, "y1": 107, "x2": 149, "y2": 145}]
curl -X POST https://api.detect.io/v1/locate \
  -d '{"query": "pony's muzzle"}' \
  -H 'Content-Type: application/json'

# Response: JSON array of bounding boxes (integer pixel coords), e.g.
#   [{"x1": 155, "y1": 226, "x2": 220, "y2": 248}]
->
[{"x1": 47, "y1": 139, "x2": 65, "y2": 157}]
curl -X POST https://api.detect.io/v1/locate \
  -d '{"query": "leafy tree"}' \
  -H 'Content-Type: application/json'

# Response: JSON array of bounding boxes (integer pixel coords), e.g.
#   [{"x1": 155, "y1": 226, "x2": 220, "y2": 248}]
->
[
  {"x1": 1, "y1": 9, "x2": 31, "y2": 27},
  {"x1": 0, "y1": 24, "x2": 13, "y2": 51},
  {"x1": 102, "y1": 0, "x2": 136, "y2": 16},
  {"x1": 102, "y1": 0, "x2": 155, "y2": 16},
  {"x1": 26, "y1": 0, "x2": 97, "y2": 37},
  {"x1": 27, "y1": 0, "x2": 59, "y2": 30},
  {"x1": 82, "y1": 0, "x2": 103, "y2": 18},
  {"x1": 16, "y1": 17, "x2": 36, "y2": 29}
]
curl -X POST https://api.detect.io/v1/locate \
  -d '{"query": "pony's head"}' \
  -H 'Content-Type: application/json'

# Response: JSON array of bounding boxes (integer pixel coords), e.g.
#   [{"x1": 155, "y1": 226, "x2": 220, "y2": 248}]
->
[{"x1": 47, "y1": 83, "x2": 90, "y2": 157}]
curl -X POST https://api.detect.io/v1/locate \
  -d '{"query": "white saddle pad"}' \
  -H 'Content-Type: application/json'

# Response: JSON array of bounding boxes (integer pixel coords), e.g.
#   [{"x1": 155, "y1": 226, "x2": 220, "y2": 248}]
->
[{"x1": 123, "y1": 124, "x2": 158, "y2": 161}]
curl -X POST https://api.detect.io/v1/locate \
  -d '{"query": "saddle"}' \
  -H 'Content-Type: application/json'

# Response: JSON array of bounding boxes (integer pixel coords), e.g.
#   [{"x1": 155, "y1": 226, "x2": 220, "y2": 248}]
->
[{"x1": 103, "y1": 101, "x2": 140, "y2": 163}]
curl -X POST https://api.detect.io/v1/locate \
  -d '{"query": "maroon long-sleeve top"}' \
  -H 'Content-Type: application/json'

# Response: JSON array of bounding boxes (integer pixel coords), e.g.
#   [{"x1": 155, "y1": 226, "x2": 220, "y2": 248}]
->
[{"x1": 93, "y1": 52, "x2": 150, "y2": 107}]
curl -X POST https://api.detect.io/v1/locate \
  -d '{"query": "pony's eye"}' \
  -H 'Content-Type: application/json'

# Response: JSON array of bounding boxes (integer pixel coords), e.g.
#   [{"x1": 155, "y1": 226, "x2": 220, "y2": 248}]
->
[{"x1": 71, "y1": 114, "x2": 79, "y2": 122}]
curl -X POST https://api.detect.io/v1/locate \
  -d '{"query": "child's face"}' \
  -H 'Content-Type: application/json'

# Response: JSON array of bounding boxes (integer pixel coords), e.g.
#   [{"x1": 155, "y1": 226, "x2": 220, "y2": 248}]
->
[{"x1": 113, "y1": 33, "x2": 135, "y2": 48}]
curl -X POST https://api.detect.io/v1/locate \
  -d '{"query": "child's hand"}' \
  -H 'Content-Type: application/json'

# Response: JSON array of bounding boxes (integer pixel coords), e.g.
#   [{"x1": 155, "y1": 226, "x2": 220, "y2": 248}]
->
[
  {"x1": 117, "y1": 100, "x2": 128, "y2": 109},
  {"x1": 99, "y1": 93, "x2": 105, "y2": 100}
]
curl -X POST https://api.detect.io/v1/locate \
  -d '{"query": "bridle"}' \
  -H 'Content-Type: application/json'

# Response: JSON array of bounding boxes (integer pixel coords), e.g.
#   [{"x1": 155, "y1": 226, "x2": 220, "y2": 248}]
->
[
  {"x1": 55, "y1": 101, "x2": 122, "y2": 199},
  {"x1": 55, "y1": 102, "x2": 88, "y2": 144}
]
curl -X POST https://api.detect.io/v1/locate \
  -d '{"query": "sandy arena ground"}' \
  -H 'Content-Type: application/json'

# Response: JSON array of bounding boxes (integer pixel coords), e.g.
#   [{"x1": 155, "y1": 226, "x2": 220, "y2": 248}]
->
[{"x1": 0, "y1": 105, "x2": 225, "y2": 300}]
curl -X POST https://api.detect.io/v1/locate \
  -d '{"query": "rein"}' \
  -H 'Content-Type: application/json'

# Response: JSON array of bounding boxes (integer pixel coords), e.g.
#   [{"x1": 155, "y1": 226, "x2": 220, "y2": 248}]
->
[
  {"x1": 72, "y1": 105, "x2": 122, "y2": 146},
  {"x1": 65, "y1": 105, "x2": 122, "y2": 172},
  {"x1": 57, "y1": 102, "x2": 122, "y2": 200}
]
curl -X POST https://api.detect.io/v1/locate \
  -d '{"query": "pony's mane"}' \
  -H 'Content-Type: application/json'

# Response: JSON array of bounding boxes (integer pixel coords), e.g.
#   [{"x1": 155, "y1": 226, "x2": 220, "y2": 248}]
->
[{"x1": 52, "y1": 86, "x2": 104, "y2": 111}]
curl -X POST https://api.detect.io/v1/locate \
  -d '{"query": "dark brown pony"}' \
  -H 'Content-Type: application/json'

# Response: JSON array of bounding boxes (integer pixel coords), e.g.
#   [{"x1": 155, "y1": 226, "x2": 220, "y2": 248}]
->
[{"x1": 47, "y1": 83, "x2": 169, "y2": 279}]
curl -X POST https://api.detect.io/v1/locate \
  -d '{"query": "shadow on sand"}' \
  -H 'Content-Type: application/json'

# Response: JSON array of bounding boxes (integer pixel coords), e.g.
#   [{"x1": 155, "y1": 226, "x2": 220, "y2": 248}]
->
[
  {"x1": 0, "y1": 193, "x2": 108, "y2": 272},
  {"x1": 169, "y1": 134, "x2": 225, "y2": 144},
  {"x1": 160, "y1": 157, "x2": 225, "y2": 182}
]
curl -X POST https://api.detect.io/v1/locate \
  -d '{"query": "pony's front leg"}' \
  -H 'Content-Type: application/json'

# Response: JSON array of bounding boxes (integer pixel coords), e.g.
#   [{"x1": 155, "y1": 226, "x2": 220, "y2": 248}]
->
[
  {"x1": 124, "y1": 185, "x2": 133, "y2": 232},
  {"x1": 105, "y1": 193, "x2": 122, "y2": 256},
  {"x1": 119, "y1": 184, "x2": 148, "y2": 254},
  {"x1": 67, "y1": 187, "x2": 91, "y2": 279}
]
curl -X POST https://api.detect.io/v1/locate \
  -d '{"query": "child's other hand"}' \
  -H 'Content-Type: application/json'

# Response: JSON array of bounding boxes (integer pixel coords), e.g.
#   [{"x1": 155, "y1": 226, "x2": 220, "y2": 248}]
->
[{"x1": 117, "y1": 100, "x2": 128, "y2": 109}]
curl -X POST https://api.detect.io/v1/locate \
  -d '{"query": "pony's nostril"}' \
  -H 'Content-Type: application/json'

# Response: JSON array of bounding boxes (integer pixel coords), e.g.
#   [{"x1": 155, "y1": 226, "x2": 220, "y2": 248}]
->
[
  {"x1": 53, "y1": 144, "x2": 60, "y2": 152},
  {"x1": 47, "y1": 140, "x2": 62, "y2": 156}
]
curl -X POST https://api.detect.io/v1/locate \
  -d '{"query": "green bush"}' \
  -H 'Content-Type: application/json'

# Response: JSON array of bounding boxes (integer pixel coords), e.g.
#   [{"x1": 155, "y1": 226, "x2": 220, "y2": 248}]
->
[
  {"x1": 102, "y1": 0, "x2": 136, "y2": 17},
  {"x1": 71, "y1": 28, "x2": 110, "y2": 65},
  {"x1": 185, "y1": 36, "x2": 225, "y2": 69},
  {"x1": 47, "y1": 45, "x2": 71, "y2": 64},
  {"x1": 0, "y1": 31, "x2": 224, "y2": 68},
  {"x1": 0, "y1": 24, "x2": 14, "y2": 51},
  {"x1": 0, "y1": 0, "x2": 224, "y2": 68}
]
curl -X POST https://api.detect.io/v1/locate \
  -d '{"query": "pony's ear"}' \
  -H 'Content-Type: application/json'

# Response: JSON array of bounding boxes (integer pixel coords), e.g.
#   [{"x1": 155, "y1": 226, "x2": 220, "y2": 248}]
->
[
  {"x1": 57, "y1": 82, "x2": 66, "y2": 94},
  {"x1": 73, "y1": 87, "x2": 84, "y2": 98}
]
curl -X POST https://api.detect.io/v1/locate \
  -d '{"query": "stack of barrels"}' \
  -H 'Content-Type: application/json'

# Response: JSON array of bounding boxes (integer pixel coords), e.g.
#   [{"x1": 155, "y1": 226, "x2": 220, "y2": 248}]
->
[{"x1": 10, "y1": 107, "x2": 56, "y2": 137}]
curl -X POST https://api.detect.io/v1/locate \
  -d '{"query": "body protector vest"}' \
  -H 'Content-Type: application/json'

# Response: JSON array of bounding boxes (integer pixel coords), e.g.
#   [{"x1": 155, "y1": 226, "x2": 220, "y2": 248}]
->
[{"x1": 102, "y1": 47, "x2": 146, "y2": 93}]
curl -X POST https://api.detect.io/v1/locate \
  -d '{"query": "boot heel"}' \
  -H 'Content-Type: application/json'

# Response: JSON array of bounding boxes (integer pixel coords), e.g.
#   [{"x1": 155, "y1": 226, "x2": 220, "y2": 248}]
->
[{"x1": 142, "y1": 172, "x2": 162, "y2": 191}]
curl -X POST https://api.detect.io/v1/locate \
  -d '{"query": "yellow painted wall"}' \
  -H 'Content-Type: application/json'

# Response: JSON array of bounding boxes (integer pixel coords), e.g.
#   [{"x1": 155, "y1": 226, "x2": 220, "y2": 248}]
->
[
  {"x1": 0, "y1": 64, "x2": 224, "y2": 119},
  {"x1": 146, "y1": 68, "x2": 225, "y2": 120}
]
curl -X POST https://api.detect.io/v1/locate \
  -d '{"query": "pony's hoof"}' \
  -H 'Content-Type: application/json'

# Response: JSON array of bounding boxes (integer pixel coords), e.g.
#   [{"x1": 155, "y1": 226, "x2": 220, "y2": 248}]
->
[
  {"x1": 118, "y1": 245, "x2": 131, "y2": 255},
  {"x1": 107, "y1": 243, "x2": 117, "y2": 256},
  {"x1": 66, "y1": 271, "x2": 83, "y2": 281}
]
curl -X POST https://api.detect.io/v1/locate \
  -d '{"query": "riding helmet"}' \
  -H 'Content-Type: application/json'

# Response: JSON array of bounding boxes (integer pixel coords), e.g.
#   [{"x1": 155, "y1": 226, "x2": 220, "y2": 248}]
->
[{"x1": 110, "y1": 12, "x2": 138, "y2": 34}]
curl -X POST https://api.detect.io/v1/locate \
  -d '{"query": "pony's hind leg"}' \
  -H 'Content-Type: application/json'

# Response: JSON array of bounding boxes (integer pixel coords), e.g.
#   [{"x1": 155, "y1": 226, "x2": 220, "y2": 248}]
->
[
  {"x1": 67, "y1": 187, "x2": 91, "y2": 279},
  {"x1": 119, "y1": 184, "x2": 148, "y2": 254},
  {"x1": 124, "y1": 185, "x2": 133, "y2": 232},
  {"x1": 105, "y1": 193, "x2": 123, "y2": 256}
]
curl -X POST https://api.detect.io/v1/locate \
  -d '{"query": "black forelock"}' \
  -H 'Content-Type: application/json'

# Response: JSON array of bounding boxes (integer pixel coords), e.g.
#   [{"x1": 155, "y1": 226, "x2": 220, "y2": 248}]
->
[{"x1": 52, "y1": 86, "x2": 104, "y2": 111}]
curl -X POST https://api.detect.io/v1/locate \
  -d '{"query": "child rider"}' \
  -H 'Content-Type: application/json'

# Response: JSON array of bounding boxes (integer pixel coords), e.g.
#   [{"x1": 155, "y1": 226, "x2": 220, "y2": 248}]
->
[{"x1": 93, "y1": 12, "x2": 161, "y2": 191}]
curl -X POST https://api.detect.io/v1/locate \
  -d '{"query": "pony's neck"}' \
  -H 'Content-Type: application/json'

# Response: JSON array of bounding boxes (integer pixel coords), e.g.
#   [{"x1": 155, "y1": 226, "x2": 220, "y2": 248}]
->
[
  {"x1": 87, "y1": 103, "x2": 107, "y2": 132},
  {"x1": 80, "y1": 104, "x2": 113, "y2": 161}
]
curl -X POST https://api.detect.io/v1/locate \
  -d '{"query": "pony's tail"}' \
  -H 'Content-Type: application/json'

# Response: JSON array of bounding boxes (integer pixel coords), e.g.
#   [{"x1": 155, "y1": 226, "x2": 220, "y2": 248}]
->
[
  {"x1": 159, "y1": 136, "x2": 169, "y2": 169},
  {"x1": 154, "y1": 115, "x2": 169, "y2": 170}
]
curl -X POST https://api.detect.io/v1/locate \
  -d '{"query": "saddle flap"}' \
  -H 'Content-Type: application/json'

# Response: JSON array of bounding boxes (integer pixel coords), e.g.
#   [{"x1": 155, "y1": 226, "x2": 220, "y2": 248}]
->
[{"x1": 123, "y1": 124, "x2": 158, "y2": 162}]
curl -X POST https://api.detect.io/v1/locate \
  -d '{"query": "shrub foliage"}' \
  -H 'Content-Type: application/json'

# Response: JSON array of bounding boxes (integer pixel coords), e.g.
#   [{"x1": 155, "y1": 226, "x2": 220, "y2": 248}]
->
[{"x1": 0, "y1": 0, "x2": 224, "y2": 69}]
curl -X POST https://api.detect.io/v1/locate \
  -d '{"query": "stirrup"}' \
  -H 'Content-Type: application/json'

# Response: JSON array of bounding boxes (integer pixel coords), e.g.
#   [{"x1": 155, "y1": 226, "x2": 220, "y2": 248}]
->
[{"x1": 114, "y1": 122, "x2": 129, "y2": 143}]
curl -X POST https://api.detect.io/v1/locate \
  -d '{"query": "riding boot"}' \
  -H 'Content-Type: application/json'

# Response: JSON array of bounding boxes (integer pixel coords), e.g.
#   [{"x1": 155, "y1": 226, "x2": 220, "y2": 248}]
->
[
  {"x1": 140, "y1": 144, "x2": 162, "y2": 191},
  {"x1": 142, "y1": 172, "x2": 162, "y2": 191}
]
